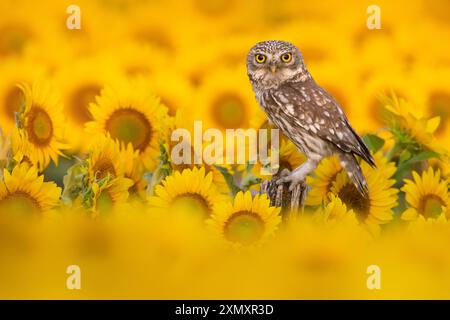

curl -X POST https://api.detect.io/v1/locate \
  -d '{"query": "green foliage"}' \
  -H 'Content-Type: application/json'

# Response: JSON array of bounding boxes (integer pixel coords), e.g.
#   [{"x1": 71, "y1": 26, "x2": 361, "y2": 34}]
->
[
  {"x1": 394, "y1": 151, "x2": 439, "y2": 181},
  {"x1": 363, "y1": 134, "x2": 385, "y2": 153},
  {"x1": 214, "y1": 165, "x2": 241, "y2": 196},
  {"x1": 215, "y1": 162, "x2": 261, "y2": 197},
  {"x1": 145, "y1": 140, "x2": 172, "y2": 196},
  {"x1": 61, "y1": 161, "x2": 88, "y2": 205}
]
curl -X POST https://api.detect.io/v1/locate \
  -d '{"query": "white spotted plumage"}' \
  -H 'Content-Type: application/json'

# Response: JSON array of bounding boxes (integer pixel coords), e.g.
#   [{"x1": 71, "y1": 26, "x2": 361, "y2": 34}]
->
[{"x1": 247, "y1": 40, "x2": 376, "y2": 197}]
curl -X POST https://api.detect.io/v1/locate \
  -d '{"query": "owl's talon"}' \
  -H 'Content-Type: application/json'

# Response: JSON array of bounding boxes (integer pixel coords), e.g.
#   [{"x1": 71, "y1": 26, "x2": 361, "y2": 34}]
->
[{"x1": 276, "y1": 172, "x2": 306, "y2": 190}]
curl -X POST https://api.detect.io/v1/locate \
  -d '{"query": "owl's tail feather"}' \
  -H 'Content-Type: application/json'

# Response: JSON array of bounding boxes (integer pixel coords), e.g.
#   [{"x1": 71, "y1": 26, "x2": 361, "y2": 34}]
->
[{"x1": 338, "y1": 153, "x2": 370, "y2": 198}]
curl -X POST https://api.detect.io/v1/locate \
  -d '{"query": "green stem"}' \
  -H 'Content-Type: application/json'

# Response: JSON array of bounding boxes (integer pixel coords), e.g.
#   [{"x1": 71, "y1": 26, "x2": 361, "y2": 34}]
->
[{"x1": 386, "y1": 142, "x2": 401, "y2": 162}]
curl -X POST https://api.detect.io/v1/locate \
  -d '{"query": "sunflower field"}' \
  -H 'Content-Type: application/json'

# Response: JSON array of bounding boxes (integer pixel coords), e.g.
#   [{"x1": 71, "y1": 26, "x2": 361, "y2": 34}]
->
[{"x1": 1, "y1": 0, "x2": 450, "y2": 299}]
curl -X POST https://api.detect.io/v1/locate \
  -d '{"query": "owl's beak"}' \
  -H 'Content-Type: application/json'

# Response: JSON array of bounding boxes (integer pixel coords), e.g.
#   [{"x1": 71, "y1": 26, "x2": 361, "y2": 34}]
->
[{"x1": 270, "y1": 65, "x2": 277, "y2": 74}]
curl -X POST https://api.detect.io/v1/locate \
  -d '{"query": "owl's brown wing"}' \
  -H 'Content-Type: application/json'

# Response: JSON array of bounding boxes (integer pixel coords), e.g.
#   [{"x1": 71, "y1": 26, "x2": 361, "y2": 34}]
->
[{"x1": 273, "y1": 80, "x2": 375, "y2": 167}]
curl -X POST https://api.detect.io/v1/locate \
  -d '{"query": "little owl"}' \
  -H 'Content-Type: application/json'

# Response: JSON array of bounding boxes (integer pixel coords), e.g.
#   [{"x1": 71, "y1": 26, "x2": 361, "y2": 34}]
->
[{"x1": 246, "y1": 40, "x2": 375, "y2": 197}]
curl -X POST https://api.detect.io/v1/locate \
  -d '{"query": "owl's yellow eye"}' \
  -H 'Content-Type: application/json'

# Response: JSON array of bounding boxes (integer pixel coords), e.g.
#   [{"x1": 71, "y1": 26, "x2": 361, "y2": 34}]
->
[
  {"x1": 255, "y1": 54, "x2": 266, "y2": 63},
  {"x1": 281, "y1": 53, "x2": 292, "y2": 63}
]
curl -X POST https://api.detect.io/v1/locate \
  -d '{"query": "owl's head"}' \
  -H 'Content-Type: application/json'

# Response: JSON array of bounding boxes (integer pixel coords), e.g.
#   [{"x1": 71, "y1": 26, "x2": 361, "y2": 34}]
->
[{"x1": 246, "y1": 40, "x2": 308, "y2": 89}]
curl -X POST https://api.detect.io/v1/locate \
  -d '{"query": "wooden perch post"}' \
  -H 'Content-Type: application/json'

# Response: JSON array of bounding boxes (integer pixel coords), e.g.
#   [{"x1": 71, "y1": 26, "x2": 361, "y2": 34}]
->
[{"x1": 260, "y1": 169, "x2": 308, "y2": 219}]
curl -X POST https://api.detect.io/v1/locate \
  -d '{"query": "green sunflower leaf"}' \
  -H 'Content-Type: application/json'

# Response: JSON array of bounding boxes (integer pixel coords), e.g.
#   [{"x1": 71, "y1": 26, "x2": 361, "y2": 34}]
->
[
  {"x1": 214, "y1": 165, "x2": 242, "y2": 196},
  {"x1": 394, "y1": 150, "x2": 439, "y2": 181},
  {"x1": 398, "y1": 149, "x2": 412, "y2": 164},
  {"x1": 363, "y1": 134, "x2": 385, "y2": 153}
]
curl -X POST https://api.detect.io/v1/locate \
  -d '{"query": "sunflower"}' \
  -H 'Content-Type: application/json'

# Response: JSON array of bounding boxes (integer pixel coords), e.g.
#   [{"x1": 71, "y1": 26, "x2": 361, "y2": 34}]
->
[
  {"x1": 122, "y1": 5, "x2": 185, "y2": 55},
  {"x1": 0, "y1": 129, "x2": 11, "y2": 173},
  {"x1": 305, "y1": 155, "x2": 342, "y2": 206},
  {"x1": 329, "y1": 155, "x2": 398, "y2": 235},
  {"x1": 86, "y1": 135, "x2": 124, "y2": 183},
  {"x1": 91, "y1": 177, "x2": 133, "y2": 215},
  {"x1": 0, "y1": 1, "x2": 46, "y2": 58},
  {"x1": 306, "y1": 151, "x2": 405, "y2": 207},
  {"x1": 358, "y1": 72, "x2": 416, "y2": 132},
  {"x1": 254, "y1": 139, "x2": 305, "y2": 178},
  {"x1": 272, "y1": 22, "x2": 351, "y2": 66},
  {"x1": 384, "y1": 94, "x2": 445, "y2": 154},
  {"x1": 15, "y1": 81, "x2": 67, "y2": 171},
  {"x1": 0, "y1": 163, "x2": 61, "y2": 214},
  {"x1": 401, "y1": 167, "x2": 449, "y2": 221},
  {"x1": 55, "y1": 56, "x2": 122, "y2": 152},
  {"x1": 195, "y1": 68, "x2": 258, "y2": 131},
  {"x1": 313, "y1": 194, "x2": 358, "y2": 226},
  {"x1": 410, "y1": 66, "x2": 450, "y2": 139},
  {"x1": 120, "y1": 142, "x2": 147, "y2": 198},
  {"x1": 0, "y1": 58, "x2": 47, "y2": 133},
  {"x1": 169, "y1": 110, "x2": 230, "y2": 193},
  {"x1": 111, "y1": 42, "x2": 169, "y2": 79},
  {"x1": 86, "y1": 80, "x2": 170, "y2": 171},
  {"x1": 145, "y1": 71, "x2": 194, "y2": 117},
  {"x1": 10, "y1": 127, "x2": 33, "y2": 167},
  {"x1": 148, "y1": 167, "x2": 226, "y2": 220},
  {"x1": 208, "y1": 191, "x2": 281, "y2": 246}
]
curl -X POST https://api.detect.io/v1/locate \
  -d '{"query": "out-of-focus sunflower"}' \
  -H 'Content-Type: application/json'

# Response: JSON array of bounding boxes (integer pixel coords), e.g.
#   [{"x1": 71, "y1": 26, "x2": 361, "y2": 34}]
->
[
  {"x1": 384, "y1": 94, "x2": 445, "y2": 154},
  {"x1": 0, "y1": 2, "x2": 47, "y2": 58},
  {"x1": 0, "y1": 58, "x2": 47, "y2": 133},
  {"x1": 313, "y1": 194, "x2": 358, "y2": 226},
  {"x1": 145, "y1": 71, "x2": 194, "y2": 117},
  {"x1": 271, "y1": 22, "x2": 350, "y2": 67},
  {"x1": 111, "y1": 43, "x2": 169, "y2": 79},
  {"x1": 358, "y1": 72, "x2": 416, "y2": 132},
  {"x1": 149, "y1": 167, "x2": 226, "y2": 220},
  {"x1": 55, "y1": 56, "x2": 122, "y2": 152},
  {"x1": 401, "y1": 167, "x2": 449, "y2": 221},
  {"x1": 91, "y1": 177, "x2": 133, "y2": 215},
  {"x1": 411, "y1": 66, "x2": 450, "y2": 139},
  {"x1": 208, "y1": 191, "x2": 281, "y2": 246},
  {"x1": 121, "y1": 5, "x2": 185, "y2": 56},
  {"x1": 0, "y1": 163, "x2": 60, "y2": 214},
  {"x1": 195, "y1": 68, "x2": 258, "y2": 130},
  {"x1": 86, "y1": 135, "x2": 124, "y2": 183},
  {"x1": 15, "y1": 81, "x2": 67, "y2": 171},
  {"x1": 86, "y1": 80, "x2": 170, "y2": 170},
  {"x1": 329, "y1": 154, "x2": 398, "y2": 234}
]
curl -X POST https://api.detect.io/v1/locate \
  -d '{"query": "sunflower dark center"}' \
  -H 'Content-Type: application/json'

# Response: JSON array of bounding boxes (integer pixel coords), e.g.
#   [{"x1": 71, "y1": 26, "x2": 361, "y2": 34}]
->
[
  {"x1": 26, "y1": 107, "x2": 53, "y2": 146},
  {"x1": 0, "y1": 191, "x2": 41, "y2": 213},
  {"x1": 105, "y1": 108, "x2": 152, "y2": 152},
  {"x1": 93, "y1": 158, "x2": 116, "y2": 180},
  {"x1": 134, "y1": 28, "x2": 174, "y2": 52},
  {"x1": 212, "y1": 93, "x2": 246, "y2": 129},
  {"x1": 223, "y1": 210, "x2": 265, "y2": 245},
  {"x1": 173, "y1": 192, "x2": 212, "y2": 219},
  {"x1": 337, "y1": 183, "x2": 370, "y2": 222},
  {"x1": 429, "y1": 91, "x2": 450, "y2": 134},
  {"x1": 69, "y1": 84, "x2": 100, "y2": 124},
  {"x1": 419, "y1": 194, "x2": 445, "y2": 219},
  {"x1": 0, "y1": 24, "x2": 33, "y2": 56},
  {"x1": 4, "y1": 85, "x2": 23, "y2": 121}
]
